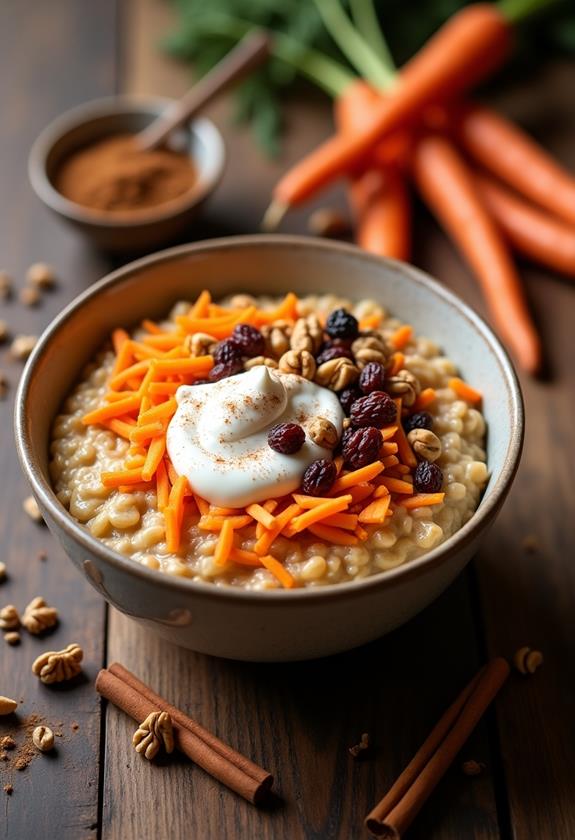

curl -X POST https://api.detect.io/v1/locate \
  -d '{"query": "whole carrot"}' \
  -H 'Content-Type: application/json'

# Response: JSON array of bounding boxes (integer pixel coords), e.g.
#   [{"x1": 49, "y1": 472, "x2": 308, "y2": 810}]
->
[
  {"x1": 456, "y1": 104, "x2": 575, "y2": 226},
  {"x1": 412, "y1": 134, "x2": 541, "y2": 374},
  {"x1": 475, "y1": 171, "x2": 575, "y2": 278},
  {"x1": 265, "y1": 4, "x2": 512, "y2": 224}
]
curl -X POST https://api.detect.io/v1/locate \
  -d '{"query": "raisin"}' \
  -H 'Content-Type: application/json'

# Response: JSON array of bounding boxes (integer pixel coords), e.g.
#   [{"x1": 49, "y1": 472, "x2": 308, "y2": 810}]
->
[
  {"x1": 232, "y1": 323, "x2": 265, "y2": 357},
  {"x1": 339, "y1": 386, "x2": 362, "y2": 415},
  {"x1": 350, "y1": 391, "x2": 397, "y2": 427},
  {"x1": 342, "y1": 426, "x2": 381, "y2": 469},
  {"x1": 208, "y1": 360, "x2": 243, "y2": 381},
  {"x1": 325, "y1": 308, "x2": 359, "y2": 341},
  {"x1": 359, "y1": 362, "x2": 386, "y2": 394},
  {"x1": 268, "y1": 422, "x2": 306, "y2": 455},
  {"x1": 213, "y1": 338, "x2": 242, "y2": 365},
  {"x1": 413, "y1": 461, "x2": 443, "y2": 494},
  {"x1": 301, "y1": 459, "x2": 337, "y2": 496},
  {"x1": 316, "y1": 345, "x2": 353, "y2": 366},
  {"x1": 403, "y1": 411, "x2": 433, "y2": 434}
]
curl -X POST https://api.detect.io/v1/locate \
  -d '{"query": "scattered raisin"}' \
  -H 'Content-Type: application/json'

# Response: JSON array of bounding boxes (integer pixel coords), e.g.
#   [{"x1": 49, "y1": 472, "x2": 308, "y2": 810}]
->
[
  {"x1": 232, "y1": 323, "x2": 265, "y2": 357},
  {"x1": 403, "y1": 411, "x2": 433, "y2": 434},
  {"x1": 208, "y1": 360, "x2": 243, "y2": 381},
  {"x1": 350, "y1": 391, "x2": 397, "y2": 427},
  {"x1": 359, "y1": 362, "x2": 386, "y2": 394},
  {"x1": 325, "y1": 308, "x2": 359, "y2": 341},
  {"x1": 301, "y1": 459, "x2": 337, "y2": 495},
  {"x1": 213, "y1": 338, "x2": 242, "y2": 365},
  {"x1": 342, "y1": 426, "x2": 381, "y2": 469},
  {"x1": 268, "y1": 423, "x2": 306, "y2": 455},
  {"x1": 316, "y1": 345, "x2": 354, "y2": 366},
  {"x1": 339, "y1": 386, "x2": 362, "y2": 415},
  {"x1": 413, "y1": 461, "x2": 443, "y2": 493}
]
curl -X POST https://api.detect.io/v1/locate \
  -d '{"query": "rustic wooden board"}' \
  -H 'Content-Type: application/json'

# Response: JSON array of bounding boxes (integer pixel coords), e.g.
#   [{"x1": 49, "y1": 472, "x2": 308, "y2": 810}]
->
[{"x1": 0, "y1": 1, "x2": 116, "y2": 836}]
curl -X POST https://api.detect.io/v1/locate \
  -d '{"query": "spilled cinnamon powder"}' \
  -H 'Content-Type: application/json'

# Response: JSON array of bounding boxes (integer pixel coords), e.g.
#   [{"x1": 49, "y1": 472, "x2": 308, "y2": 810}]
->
[{"x1": 54, "y1": 134, "x2": 197, "y2": 215}]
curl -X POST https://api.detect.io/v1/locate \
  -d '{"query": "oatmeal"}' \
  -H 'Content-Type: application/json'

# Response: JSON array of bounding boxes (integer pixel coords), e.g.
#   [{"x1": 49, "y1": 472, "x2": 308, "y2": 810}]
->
[{"x1": 50, "y1": 292, "x2": 488, "y2": 590}]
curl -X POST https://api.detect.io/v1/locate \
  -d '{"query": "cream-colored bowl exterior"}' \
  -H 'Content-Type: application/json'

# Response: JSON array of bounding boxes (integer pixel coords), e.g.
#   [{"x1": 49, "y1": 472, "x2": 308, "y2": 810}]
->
[{"x1": 15, "y1": 236, "x2": 523, "y2": 661}]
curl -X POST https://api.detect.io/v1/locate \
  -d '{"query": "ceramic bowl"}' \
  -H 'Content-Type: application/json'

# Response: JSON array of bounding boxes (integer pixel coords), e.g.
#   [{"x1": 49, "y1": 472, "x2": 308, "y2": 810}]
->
[
  {"x1": 15, "y1": 236, "x2": 523, "y2": 661},
  {"x1": 28, "y1": 96, "x2": 225, "y2": 253}
]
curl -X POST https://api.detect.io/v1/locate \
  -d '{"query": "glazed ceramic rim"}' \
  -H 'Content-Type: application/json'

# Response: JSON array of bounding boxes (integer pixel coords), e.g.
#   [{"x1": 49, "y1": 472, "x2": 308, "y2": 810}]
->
[
  {"x1": 28, "y1": 95, "x2": 226, "y2": 228},
  {"x1": 15, "y1": 235, "x2": 524, "y2": 604}
]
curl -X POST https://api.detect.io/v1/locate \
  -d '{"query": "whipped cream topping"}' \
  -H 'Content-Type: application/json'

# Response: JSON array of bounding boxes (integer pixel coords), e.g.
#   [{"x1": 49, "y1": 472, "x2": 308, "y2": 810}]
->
[{"x1": 166, "y1": 365, "x2": 344, "y2": 508}]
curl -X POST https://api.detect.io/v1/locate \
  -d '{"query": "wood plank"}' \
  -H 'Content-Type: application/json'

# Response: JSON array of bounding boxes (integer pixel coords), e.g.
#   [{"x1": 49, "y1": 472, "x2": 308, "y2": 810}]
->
[{"x1": 0, "y1": 1, "x2": 117, "y2": 836}]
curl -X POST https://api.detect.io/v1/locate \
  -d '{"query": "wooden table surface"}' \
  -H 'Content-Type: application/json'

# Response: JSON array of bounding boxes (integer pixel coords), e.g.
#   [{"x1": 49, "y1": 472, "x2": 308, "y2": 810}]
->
[{"x1": 1, "y1": 1, "x2": 574, "y2": 838}]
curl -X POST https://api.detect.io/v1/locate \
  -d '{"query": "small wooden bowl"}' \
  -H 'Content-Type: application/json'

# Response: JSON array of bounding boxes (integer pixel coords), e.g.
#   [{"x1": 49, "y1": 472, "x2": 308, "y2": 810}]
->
[{"x1": 28, "y1": 95, "x2": 225, "y2": 253}]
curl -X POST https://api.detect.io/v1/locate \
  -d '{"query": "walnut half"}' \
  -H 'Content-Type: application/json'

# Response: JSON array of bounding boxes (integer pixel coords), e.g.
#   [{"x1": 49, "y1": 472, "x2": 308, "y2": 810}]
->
[
  {"x1": 32, "y1": 643, "x2": 83, "y2": 684},
  {"x1": 133, "y1": 711, "x2": 174, "y2": 760}
]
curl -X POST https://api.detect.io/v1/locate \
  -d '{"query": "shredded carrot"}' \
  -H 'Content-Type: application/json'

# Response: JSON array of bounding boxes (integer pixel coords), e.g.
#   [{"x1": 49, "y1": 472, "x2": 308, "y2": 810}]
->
[
  {"x1": 118, "y1": 481, "x2": 153, "y2": 494},
  {"x1": 193, "y1": 494, "x2": 210, "y2": 516},
  {"x1": 229, "y1": 547, "x2": 263, "y2": 567},
  {"x1": 82, "y1": 395, "x2": 141, "y2": 426},
  {"x1": 393, "y1": 399, "x2": 418, "y2": 468},
  {"x1": 373, "y1": 485, "x2": 390, "y2": 498},
  {"x1": 290, "y1": 496, "x2": 351, "y2": 533},
  {"x1": 103, "y1": 418, "x2": 136, "y2": 439},
  {"x1": 382, "y1": 455, "x2": 400, "y2": 468},
  {"x1": 110, "y1": 339, "x2": 134, "y2": 377},
  {"x1": 190, "y1": 289, "x2": 212, "y2": 318},
  {"x1": 330, "y1": 461, "x2": 385, "y2": 494},
  {"x1": 399, "y1": 493, "x2": 445, "y2": 509},
  {"x1": 108, "y1": 360, "x2": 150, "y2": 391},
  {"x1": 246, "y1": 503, "x2": 276, "y2": 530},
  {"x1": 176, "y1": 307, "x2": 255, "y2": 335},
  {"x1": 148, "y1": 382, "x2": 181, "y2": 396},
  {"x1": 125, "y1": 453, "x2": 146, "y2": 469},
  {"x1": 359, "y1": 495, "x2": 391, "y2": 524},
  {"x1": 355, "y1": 525, "x2": 370, "y2": 541},
  {"x1": 112, "y1": 328, "x2": 130, "y2": 354},
  {"x1": 141, "y1": 319, "x2": 163, "y2": 335},
  {"x1": 141, "y1": 333, "x2": 184, "y2": 350},
  {"x1": 449, "y1": 377, "x2": 482, "y2": 404},
  {"x1": 129, "y1": 422, "x2": 165, "y2": 444},
  {"x1": 359, "y1": 313, "x2": 382, "y2": 330},
  {"x1": 198, "y1": 515, "x2": 253, "y2": 531},
  {"x1": 322, "y1": 512, "x2": 359, "y2": 530},
  {"x1": 333, "y1": 455, "x2": 344, "y2": 475},
  {"x1": 347, "y1": 483, "x2": 375, "y2": 505},
  {"x1": 307, "y1": 523, "x2": 358, "y2": 546},
  {"x1": 210, "y1": 506, "x2": 243, "y2": 516},
  {"x1": 156, "y1": 460, "x2": 170, "y2": 511},
  {"x1": 292, "y1": 493, "x2": 353, "y2": 509},
  {"x1": 164, "y1": 506, "x2": 179, "y2": 552},
  {"x1": 214, "y1": 519, "x2": 234, "y2": 566},
  {"x1": 253, "y1": 293, "x2": 298, "y2": 326},
  {"x1": 169, "y1": 476, "x2": 189, "y2": 519},
  {"x1": 152, "y1": 356, "x2": 213, "y2": 377},
  {"x1": 388, "y1": 351, "x2": 405, "y2": 376},
  {"x1": 390, "y1": 325, "x2": 413, "y2": 350},
  {"x1": 413, "y1": 388, "x2": 437, "y2": 410},
  {"x1": 254, "y1": 504, "x2": 302, "y2": 556},
  {"x1": 377, "y1": 476, "x2": 414, "y2": 494},
  {"x1": 260, "y1": 555, "x2": 296, "y2": 589},
  {"x1": 141, "y1": 436, "x2": 166, "y2": 482},
  {"x1": 137, "y1": 398, "x2": 177, "y2": 425},
  {"x1": 381, "y1": 442, "x2": 399, "y2": 456},
  {"x1": 105, "y1": 391, "x2": 137, "y2": 403},
  {"x1": 101, "y1": 468, "x2": 144, "y2": 488},
  {"x1": 129, "y1": 340, "x2": 168, "y2": 361},
  {"x1": 381, "y1": 425, "x2": 399, "y2": 441}
]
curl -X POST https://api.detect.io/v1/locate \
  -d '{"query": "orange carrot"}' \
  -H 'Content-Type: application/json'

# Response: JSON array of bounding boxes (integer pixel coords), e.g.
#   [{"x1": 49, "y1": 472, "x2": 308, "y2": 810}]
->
[
  {"x1": 254, "y1": 503, "x2": 302, "y2": 556},
  {"x1": 330, "y1": 461, "x2": 385, "y2": 494},
  {"x1": 129, "y1": 422, "x2": 165, "y2": 444},
  {"x1": 393, "y1": 399, "x2": 418, "y2": 469},
  {"x1": 399, "y1": 492, "x2": 445, "y2": 509},
  {"x1": 413, "y1": 388, "x2": 437, "y2": 410},
  {"x1": 141, "y1": 334, "x2": 185, "y2": 350},
  {"x1": 268, "y1": 4, "x2": 511, "y2": 213},
  {"x1": 112, "y1": 328, "x2": 130, "y2": 354},
  {"x1": 381, "y1": 442, "x2": 399, "y2": 456},
  {"x1": 148, "y1": 382, "x2": 181, "y2": 396},
  {"x1": 141, "y1": 436, "x2": 166, "y2": 482},
  {"x1": 359, "y1": 314, "x2": 382, "y2": 330},
  {"x1": 108, "y1": 360, "x2": 150, "y2": 391},
  {"x1": 352, "y1": 168, "x2": 412, "y2": 261},
  {"x1": 292, "y1": 493, "x2": 353, "y2": 509},
  {"x1": 82, "y1": 395, "x2": 141, "y2": 425},
  {"x1": 214, "y1": 520, "x2": 234, "y2": 566},
  {"x1": 151, "y1": 357, "x2": 213, "y2": 377},
  {"x1": 449, "y1": 377, "x2": 482, "y2": 404},
  {"x1": 189, "y1": 289, "x2": 212, "y2": 318},
  {"x1": 137, "y1": 398, "x2": 177, "y2": 425},
  {"x1": 118, "y1": 482, "x2": 153, "y2": 494},
  {"x1": 110, "y1": 339, "x2": 134, "y2": 377},
  {"x1": 141, "y1": 318, "x2": 163, "y2": 335},
  {"x1": 321, "y1": 512, "x2": 359, "y2": 530},
  {"x1": 246, "y1": 503, "x2": 276, "y2": 530},
  {"x1": 103, "y1": 418, "x2": 136, "y2": 440},
  {"x1": 101, "y1": 468, "x2": 143, "y2": 488},
  {"x1": 412, "y1": 134, "x2": 541, "y2": 374},
  {"x1": 164, "y1": 506, "x2": 179, "y2": 552},
  {"x1": 290, "y1": 496, "x2": 351, "y2": 534},
  {"x1": 198, "y1": 515, "x2": 253, "y2": 531},
  {"x1": 156, "y1": 460, "x2": 170, "y2": 511},
  {"x1": 457, "y1": 103, "x2": 575, "y2": 226},
  {"x1": 253, "y1": 293, "x2": 299, "y2": 326},
  {"x1": 377, "y1": 477, "x2": 414, "y2": 494},
  {"x1": 259, "y1": 555, "x2": 296, "y2": 589},
  {"x1": 229, "y1": 547, "x2": 263, "y2": 567},
  {"x1": 307, "y1": 523, "x2": 358, "y2": 546},
  {"x1": 474, "y1": 171, "x2": 575, "y2": 278},
  {"x1": 192, "y1": 494, "x2": 210, "y2": 516},
  {"x1": 347, "y1": 483, "x2": 376, "y2": 505},
  {"x1": 381, "y1": 455, "x2": 399, "y2": 468},
  {"x1": 387, "y1": 352, "x2": 405, "y2": 376},
  {"x1": 358, "y1": 495, "x2": 391, "y2": 524},
  {"x1": 390, "y1": 325, "x2": 413, "y2": 350},
  {"x1": 380, "y1": 425, "x2": 398, "y2": 442}
]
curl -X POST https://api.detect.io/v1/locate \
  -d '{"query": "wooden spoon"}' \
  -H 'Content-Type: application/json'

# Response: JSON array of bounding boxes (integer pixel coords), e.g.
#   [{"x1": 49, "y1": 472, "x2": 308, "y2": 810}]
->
[{"x1": 135, "y1": 30, "x2": 271, "y2": 152}]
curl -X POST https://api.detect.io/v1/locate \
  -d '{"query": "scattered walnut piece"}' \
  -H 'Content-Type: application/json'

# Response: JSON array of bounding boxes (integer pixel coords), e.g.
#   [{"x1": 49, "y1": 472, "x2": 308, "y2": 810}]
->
[
  {"x1": 0, "y1": 271, "x2": 12, "y2": 299},
  {"x1": 4, "y1": 632, "x2": 20, "y2": 646},
  {"x1": 10, "y1": 335, "x2": 38, "y2": 361},
  {"x1": 315, "y1": 357, "x2": 359, "y2": 391},
  {"x1": 0, "y1": 604, "x2": 20, "y2": 631},
  {"x1": 407, "y1": 428, "x2": 442, "y2": 462},
  {"x1": 32, "y1": 642, "x2": 83, "y2": 684},
  {"x1": 352, "y1": 333, "x2": 389, "y2": 368},
  {"x1": 228, "y1": 293, "x2": 256, "y2": 310},
  {"x1": 244, "y1": 355, "x2": 278, "y2": 370},
  {"x1": 22, "y1": 596, "x2": 58, "y2": 635},
  {"x1": 349, "y1": 732, "x2": 372, "y2": 759},
  {"x1": 0, "y1": 319, "x2": 9, "y2": 343},
  {"x1": 23, "y1": 496, "x2": 44, "y2": 524},
  {"x1": 3, "y1": 784, "x2": 13, "y2": 795},
  {"x1": 26, "y1": 262, "x2": 56, "y2": 289},
  {"x1": 184, "y1": 332, "x2": 217, "y2": 358},
  {"x1": 513, "y1": 646, "x2": 544, "y2": 675},
  {"x1": 308, "y1": 417, "x2": 339, "y2": 450},
  {"x1": 385, "y1": 370, "x2": 421, "y2": 407},
  {"x1": 19, "y1": 286, "x2": 41, "y2": 307},
  {"x1": 278, "y1": 349, "x2": 317, "y2": 380},
  {"x1": 290, "y1": 315, "x2": 323, "y2": 355},
  {"x1": 261, "y1": 321, "x2": 291, "y2": 358},
  {"x1": 133, "y1": 711, "x2": 174, "y2": 760},
  {"x1": 32, "y1": 725, "x2": 55, "y2": 753},
  {"x1": 0, "y1": 696, "x2": 18, "y2": 715},
  {"x1": 0, "y1": 736, "x2": 16, "y2": 750},
  {"x1": 308, "y1": 207, "x2": 351, "y2": 239},
  {"x1": 0, "y1": 561, "x2": 6, "y2": 582},
  {"x1": 462, "y1": 759, "x2": 486, "y2": 776}
]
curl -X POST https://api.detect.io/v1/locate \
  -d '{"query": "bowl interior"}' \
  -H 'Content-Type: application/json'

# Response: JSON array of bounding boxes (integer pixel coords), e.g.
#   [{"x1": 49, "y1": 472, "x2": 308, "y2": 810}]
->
[
  {"x1": 17, "y1": 236, "x2": 522, "y2": 591},
  {"x1": 30, "y1": 97, "x2": 225, "y2": 225}
]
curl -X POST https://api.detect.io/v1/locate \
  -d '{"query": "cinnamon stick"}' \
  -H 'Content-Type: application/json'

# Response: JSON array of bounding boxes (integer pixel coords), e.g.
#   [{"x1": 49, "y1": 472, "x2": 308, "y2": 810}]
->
[
  {"x1": 365, "y1": 658, "x2": 509, "y2": 837},
  {"x1": 96, "y1": 668, "x2": 273, "y2": 804},
  {"x1": 108, "y1": 662, "x2": 268, "y2": 784}
]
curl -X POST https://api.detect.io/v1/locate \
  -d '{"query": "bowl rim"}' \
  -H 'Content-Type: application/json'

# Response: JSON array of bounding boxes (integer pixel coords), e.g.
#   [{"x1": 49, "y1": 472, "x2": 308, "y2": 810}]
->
[
  {"x1": 15, "y1": 234, "x2": 524, "y2": 604},
  {"x1": 28, "y1": 94, "x2": 226, "y2": 228}
]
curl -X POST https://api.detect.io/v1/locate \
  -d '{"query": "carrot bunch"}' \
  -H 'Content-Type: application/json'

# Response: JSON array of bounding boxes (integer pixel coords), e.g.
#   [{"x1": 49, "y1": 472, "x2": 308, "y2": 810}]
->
[
  {"x1": 264, "y1": 0, "x2": 575, "y2": 375},
  {"x1": 81, "y1": 291, "x2": 479, "y2": 587}
]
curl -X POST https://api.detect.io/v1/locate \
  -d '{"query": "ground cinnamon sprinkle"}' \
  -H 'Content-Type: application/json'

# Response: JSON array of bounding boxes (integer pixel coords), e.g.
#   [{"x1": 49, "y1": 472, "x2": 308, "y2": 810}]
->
[
  {"x1": 54, "y1": 134, "x2": 197, "y2": 214},
  {"x1": 0, "y1": 713, "x2": 48, "y2": 777}
]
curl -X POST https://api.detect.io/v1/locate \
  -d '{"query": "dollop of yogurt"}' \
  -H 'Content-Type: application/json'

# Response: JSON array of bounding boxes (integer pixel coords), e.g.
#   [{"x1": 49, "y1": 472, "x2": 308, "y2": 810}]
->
[{"x1": 166, "y1": 366, "x2": 344, "y2": 508}]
